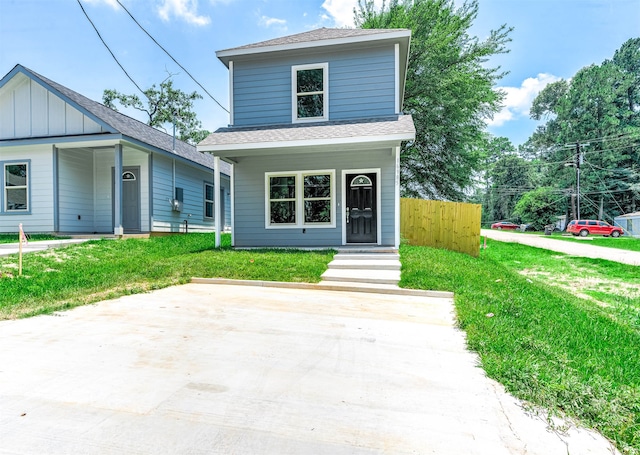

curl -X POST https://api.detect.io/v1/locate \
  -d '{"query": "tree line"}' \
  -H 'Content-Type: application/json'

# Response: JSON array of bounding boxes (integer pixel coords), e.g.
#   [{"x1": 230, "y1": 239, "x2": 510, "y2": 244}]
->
[{"x1": 481, "y1": 37, "x2": 639, "y2": 229}]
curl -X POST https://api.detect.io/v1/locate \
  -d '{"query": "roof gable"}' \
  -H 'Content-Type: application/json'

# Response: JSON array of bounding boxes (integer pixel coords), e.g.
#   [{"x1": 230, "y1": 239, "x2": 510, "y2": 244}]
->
[{"x1": 216, "y1": 27, "x2": 411, "y2": 67}]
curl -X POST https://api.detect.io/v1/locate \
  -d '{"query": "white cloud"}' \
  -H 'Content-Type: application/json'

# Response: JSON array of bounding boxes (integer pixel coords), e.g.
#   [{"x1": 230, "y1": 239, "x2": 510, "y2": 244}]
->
[
  {"x1": 321, "y1": 0, "x2": 357, "y2": 27},
  {"x1": 259, "y1": 15, "x2": 287, "y2": 29},
  {"x1": 157, "y1": 0, "x2": 211, "y2": 26},
  {"x1": 488, "y1": 73, "x2": 560, "y2": 127},
  {"x1": 321, "y1": 0, "x2": 385, "y2": 27}
]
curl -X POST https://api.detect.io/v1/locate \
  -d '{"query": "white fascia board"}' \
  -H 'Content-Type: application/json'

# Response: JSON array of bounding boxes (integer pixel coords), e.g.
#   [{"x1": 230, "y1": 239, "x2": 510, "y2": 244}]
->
[
  {"x1": 0, "y1": 133, "x2": 123, "y2": 149},
  {"x1": 198, "y1": 132, "x2": 415, "y2": 154},
  {"x1": 217, "y1": 30, "x2": 412, "y2": 62}
]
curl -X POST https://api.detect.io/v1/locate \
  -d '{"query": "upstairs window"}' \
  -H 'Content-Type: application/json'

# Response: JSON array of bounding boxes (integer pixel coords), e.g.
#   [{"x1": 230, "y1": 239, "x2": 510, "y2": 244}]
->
[
  {"x1": 4, "y1": 162, "x2": 29, "y2": 212},
  {"x1": 292, "y1": 63, "x2": 328, "y2": 123}
]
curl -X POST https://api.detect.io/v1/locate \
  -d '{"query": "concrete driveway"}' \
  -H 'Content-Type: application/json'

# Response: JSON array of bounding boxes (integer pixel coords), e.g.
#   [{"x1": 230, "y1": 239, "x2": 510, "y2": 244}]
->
[
  {"x1": 0, "y1": 283, "x2": 618, "y2": 454},
  {"x1": 482, "y1": 228, "x2": 640, "y2": 266}
]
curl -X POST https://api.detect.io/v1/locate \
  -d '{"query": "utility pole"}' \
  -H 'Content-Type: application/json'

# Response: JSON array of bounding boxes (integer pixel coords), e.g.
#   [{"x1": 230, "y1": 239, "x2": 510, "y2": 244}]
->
[{"x1": 575, "y1": 142, "x2": 581, "y2": 220}]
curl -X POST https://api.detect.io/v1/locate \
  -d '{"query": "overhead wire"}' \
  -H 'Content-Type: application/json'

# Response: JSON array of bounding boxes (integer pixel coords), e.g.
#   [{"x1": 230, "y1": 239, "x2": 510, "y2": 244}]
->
[
  {"x1": 76, "y1": 0, "x2": 145, "y2": 95},
  {"x1": 113, "y1": 0, "x2": 229, "y2": 114}
]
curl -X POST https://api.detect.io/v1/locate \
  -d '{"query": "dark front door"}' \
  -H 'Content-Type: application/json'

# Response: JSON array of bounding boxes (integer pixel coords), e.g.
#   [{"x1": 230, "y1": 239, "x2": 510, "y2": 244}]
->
[
  {"x1": 112, "y1": 166, "x2": 140, "y2": 233},
  {"x1": 346, "y1": 173, "x2": 377, "y2": 243}
]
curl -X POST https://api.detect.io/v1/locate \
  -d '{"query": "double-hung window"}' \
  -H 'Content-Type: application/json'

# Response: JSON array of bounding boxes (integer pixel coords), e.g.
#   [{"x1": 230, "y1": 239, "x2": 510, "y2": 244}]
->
[
  {"x1": 266, "y1": 170, "x2": 334, "y2": 228},
  {"x1": 292, "y1": 63, "x2": 328, "y2": 123},
  {"x1": 204, "y1": 183, "x2": 214, "y2": 219},
  {"x1": 3, "y1": 162, "x2": 29, "y2": 212}
]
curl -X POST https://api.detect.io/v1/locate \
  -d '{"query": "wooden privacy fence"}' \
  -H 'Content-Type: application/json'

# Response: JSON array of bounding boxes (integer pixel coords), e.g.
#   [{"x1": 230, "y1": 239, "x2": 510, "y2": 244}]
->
[{"x1": 400, "y1": 198, "x2": 481, "y2": 257}]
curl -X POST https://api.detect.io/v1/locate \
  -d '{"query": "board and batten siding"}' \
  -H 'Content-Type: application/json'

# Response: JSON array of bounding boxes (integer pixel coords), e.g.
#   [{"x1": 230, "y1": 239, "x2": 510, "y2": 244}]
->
[
  {"x1": 151, "y1": 155, "x2": 224, "y2": 233},
  {"x1": 233, "y1": 148, "x2": 396, "y2": 247},
  {"x1": 232, "y1": 44, "x2": 396, "y2": 127},
  {"x1": 0, "y1": 73, "x2": 104, "y2": 140},
  {"x1": 0, "y1": 144, "x2": 54, "y2": 233}
]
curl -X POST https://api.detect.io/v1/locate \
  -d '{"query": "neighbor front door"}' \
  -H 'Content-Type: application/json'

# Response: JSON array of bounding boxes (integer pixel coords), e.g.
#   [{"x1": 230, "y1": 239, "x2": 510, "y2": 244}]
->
[
  {"x1": 345, "y1": 173, "x2": 377, "y2": 243},
  {"x1": 112, "y1": 166, "x2": 141, "y2": 233}
]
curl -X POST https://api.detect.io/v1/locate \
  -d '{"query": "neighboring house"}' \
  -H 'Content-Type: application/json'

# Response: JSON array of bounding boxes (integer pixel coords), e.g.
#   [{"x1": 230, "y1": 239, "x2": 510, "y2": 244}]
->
[
  {"x1": 614, "y1": 211, "x2": 640, "y2": 237},
  {"x1": 0, "y1": 64, "x2": 231, "y2": 236},
  {"x1": 198, "y1": 28, "x2": 415, "y2": 248}
]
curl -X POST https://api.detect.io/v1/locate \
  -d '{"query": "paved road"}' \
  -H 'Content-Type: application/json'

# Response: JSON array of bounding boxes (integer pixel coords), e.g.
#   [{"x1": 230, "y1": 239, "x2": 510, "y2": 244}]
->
[
  {"x1": 0, "y1": 282, "x2": 618, "y2": 454},
  {"x1": 482, "y1": 229, "x2": 640, "y2": 266}
]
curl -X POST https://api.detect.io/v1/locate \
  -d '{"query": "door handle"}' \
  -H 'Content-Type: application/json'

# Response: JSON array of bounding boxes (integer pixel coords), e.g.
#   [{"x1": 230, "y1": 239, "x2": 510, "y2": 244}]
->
[{"x1": 346, "y1": 207, "x2": 350, "y2": 224}]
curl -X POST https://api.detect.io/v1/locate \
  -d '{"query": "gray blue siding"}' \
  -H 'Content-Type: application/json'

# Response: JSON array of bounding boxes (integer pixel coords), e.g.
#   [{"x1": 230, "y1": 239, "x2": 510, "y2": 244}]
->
[
  {"x1": 233, "y1": 148, "x2": 396, "y2": 247},
  {"x1": 152, "y1": 155, "x2": 230, "y2": 232},
  {"x1": 232, "y1": 44, "x2": 396, "y2": 126}
]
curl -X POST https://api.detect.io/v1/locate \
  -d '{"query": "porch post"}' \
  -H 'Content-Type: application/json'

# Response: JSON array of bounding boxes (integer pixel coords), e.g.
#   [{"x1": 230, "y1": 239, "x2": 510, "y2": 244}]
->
[
  {"x1": 394, "y1": 146, "x2": 401, "y2": 249},
  {"x1": 52, "y1": 146, "x2": 59, "y2": 233},
  {"x1": 114, "y1": 144, "x2": 124, "y2": 236},
  {"x1": 214, "y1": 155, "x2": 221, "y2": 248}
]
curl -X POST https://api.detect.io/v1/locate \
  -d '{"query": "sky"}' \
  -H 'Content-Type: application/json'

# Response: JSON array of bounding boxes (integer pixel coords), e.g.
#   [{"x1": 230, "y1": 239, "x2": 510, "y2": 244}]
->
[{"x1": 1, "y1": 0, "x2": 638, "y2": 147}]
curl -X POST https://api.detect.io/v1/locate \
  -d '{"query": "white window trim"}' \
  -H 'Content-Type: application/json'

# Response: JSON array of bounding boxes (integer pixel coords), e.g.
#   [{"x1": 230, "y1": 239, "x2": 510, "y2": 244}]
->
[
  {"x1": 3, "y1": 161, "x2": 30, "y2": 213},
  {"x1": 265, "y1": 169, "x2": 335, "y2": 229},
  {"x1": 291, "y1": 63, "x2": 329, "y2": 123},
  {"x1": 204, "y1": 182, "x2": 215, "y2": 220}
]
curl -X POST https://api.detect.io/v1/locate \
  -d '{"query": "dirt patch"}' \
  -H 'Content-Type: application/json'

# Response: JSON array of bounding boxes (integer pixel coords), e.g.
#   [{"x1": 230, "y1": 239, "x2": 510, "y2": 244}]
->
[{"x1": 520, "y1": 269, "x2": 640, "y2": 304}]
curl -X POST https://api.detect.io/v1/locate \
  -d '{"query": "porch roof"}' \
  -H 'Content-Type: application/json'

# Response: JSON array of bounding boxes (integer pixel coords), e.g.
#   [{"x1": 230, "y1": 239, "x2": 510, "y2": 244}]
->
[{"x1": 198, "y1": 115, "x2": 415, "y2": 157}]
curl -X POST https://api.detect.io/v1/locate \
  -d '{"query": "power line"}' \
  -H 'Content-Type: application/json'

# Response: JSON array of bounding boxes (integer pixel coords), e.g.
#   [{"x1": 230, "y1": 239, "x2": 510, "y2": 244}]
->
[
  {"x1": 565, "y1": 131, "x2": 640, "y2": 146},
  {"x1": 114, "y1": 0, "x2": 229, "y2": 114},
  {"x1": 76, "y1": 0, "x2": 145, "y2": 96}
]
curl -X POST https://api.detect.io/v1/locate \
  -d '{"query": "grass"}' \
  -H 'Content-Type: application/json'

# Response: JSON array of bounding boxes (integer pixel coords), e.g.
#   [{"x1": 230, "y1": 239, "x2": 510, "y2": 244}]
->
[
  {"x1": 0, "y1": 233, "x2": 66, "y2": 243},
  {"x1": 400, "y1": 240, "x2": 640, "y2": 454},
  {"x1": 0, "y1": 233, "x2": 333, "y2": 319},
  {"x1": 549, "y1": 234, "x2": 640, "y2": 252}
]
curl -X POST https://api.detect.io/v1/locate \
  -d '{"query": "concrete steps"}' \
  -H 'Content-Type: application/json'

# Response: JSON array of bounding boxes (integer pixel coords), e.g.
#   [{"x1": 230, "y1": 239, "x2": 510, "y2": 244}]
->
[{"x1": 320, "y1": 249, "x2": 402, "y2": 288}]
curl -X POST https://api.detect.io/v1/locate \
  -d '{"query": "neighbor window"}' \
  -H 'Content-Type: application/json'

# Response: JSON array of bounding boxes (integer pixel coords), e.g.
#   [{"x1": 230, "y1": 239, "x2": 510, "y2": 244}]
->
[
  {"x1": 292, "y1": 63, "x2": 328, "y2": 122},
  {"x1": 4, "y1": 162, "x2": 29, "y2": 212},
  {"x1": 204, "y1": 183, "x2": 214, "y2": 219},
  {"x1": 266, "y1": 170, "x2": 334, "y2": 228}
]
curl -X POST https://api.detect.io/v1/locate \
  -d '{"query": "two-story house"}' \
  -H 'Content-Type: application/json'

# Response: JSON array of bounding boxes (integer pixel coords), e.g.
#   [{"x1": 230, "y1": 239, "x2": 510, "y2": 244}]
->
[{"x1": 198, "y1": 28, "x2": 415, "y2": 248}]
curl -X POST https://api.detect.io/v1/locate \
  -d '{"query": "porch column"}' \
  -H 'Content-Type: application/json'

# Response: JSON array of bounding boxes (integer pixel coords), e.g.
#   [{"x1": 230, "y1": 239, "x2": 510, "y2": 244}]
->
[
  {"x1": 114, "y1": 144, "x2": 124, "y2": 236},
  {"x1": 214, "y1": 155, "x2": 221, "y2": 248},
  {"x1": 52, "y1": 146, "x2": 59, "y2": 233}
]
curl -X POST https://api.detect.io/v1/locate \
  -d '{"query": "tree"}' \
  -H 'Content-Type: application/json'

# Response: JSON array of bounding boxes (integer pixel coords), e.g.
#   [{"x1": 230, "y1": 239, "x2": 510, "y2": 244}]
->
[
  {"x1": 513, "y1": 187, "x2": 563, "y2": 230},
  {"x1": 355, "y1": 0, "x2": 512, "y2": 200},
  {"x1": 526, "y1": 38, "x2": 640, "y2": 219},
  {"x1": 103, "y1": 78, "x2": 210, "y2": 145},
  {"x1": 487, "y1": 152, "x2": 531, "y2": 223}
]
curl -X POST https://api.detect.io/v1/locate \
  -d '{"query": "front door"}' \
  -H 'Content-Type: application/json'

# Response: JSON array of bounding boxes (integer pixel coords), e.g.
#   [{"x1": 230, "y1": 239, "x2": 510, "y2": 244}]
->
[
  {"x1": 346, "y1": 173, "x2": 377, "y2": 243},
  {"x1": 112, "y1": 166, "x2": 140, "y2": 233}
]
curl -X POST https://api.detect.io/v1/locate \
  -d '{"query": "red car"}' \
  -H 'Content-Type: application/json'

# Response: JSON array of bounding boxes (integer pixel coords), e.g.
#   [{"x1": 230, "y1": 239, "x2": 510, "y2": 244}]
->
[
  {"x1": 491, "y1": 221, "x2": 519, "y2": 230},
  {"x1": 566, "y1": 220, "x2": 623, "y2": 237}
]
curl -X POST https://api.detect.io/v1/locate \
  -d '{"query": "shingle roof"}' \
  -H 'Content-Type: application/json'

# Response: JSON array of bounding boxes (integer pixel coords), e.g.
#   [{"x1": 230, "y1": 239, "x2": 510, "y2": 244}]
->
[
  {"x1": 218, "y1": 27, "x2": 409, "y2": 53},
  {"x1": 199, "y1": 115, "x2": 415, "y2": 149},
  {"x1": 12, "y1": 65, "x2": 230, "y2": 175}
]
